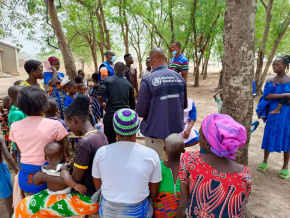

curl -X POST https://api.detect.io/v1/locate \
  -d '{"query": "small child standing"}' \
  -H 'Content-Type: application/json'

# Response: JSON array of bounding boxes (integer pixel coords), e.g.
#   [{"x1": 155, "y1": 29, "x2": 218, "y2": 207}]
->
[
  {"x1": 0, "y1": 96, "x2": 11, "y2": 148},
  {"x1": 65, "y1": 81, "x2": 78, "y2": 108},
  {"x1": 173, "y1": 66, "x2": 182, "y2": 75},
  {"x1": 74, "y1": 75, "x2": 84, "y2": 84},
  {"x1": 89, "y1": 72, "x2": 103, "y2": 122},
  {"x1": 0, "y1": 135, "x2": 18, "y2": 217},
  {"x1": 45, "y1": 99, "x2": 69, "y2": 130},
  {"x1": 78, "y1": 83, "x2": 87, "y2": 95},
  {"x1": 213, "y1": 90, "x2": 223, "y2": 113},
  {"x1": 8, "y1": 86, "x2": 27, "y2": 167},
  {"x1": 154, "y1": 133, "x2": 184, "y2": 218},
  {"x1": 42, "y1": 141, "x2": 86, "y2": 194}
]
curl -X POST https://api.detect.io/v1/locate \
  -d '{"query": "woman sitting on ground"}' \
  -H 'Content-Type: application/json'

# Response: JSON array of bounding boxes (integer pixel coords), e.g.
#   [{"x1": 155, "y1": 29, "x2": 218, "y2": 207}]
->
[
  {"x1": 14, "y1": 95, "x2": 108, "y2": 217},
  {"x1": 176, "y1": 113, "x2": 252, "y2": 218}
]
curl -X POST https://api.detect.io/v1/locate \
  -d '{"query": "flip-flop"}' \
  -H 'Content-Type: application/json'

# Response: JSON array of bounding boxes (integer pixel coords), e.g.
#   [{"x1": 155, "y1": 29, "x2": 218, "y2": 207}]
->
[
  {"x1": 257, "y1": 163, "x2": 268, "y2": 172},
  {"x1": 251, "y1": 121, "x2": 259, "y2": 133},
  {"x1": 278, "y1": 169, "x2": 290, "y2": 180}
]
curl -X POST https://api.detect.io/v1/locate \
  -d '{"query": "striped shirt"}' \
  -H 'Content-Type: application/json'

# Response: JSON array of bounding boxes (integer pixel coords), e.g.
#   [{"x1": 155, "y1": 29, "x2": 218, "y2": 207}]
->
[{"x1": 168, "y1": 54, "x2": 189, "y2": 71}]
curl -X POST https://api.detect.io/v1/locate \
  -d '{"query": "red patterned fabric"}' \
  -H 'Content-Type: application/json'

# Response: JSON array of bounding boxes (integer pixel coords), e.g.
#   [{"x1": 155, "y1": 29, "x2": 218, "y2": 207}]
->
[
  {"x1": 179, "y1": 151, "x2": 252, "y2": 218},
  {"x1": 48, "y1": 56, "x2": 59, "y2": 63}
]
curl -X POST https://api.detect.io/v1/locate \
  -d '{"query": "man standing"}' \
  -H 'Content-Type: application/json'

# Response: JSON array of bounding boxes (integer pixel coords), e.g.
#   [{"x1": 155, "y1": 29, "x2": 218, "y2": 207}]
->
[
  {"x1": 97, "y1": 62, "x2": 135, "y2": 144},
  {"x1": 124, "y1": 54, "x2": 138, "y2": 98},
  {"x1": 98, "y1": 50, "x2": 116, "y2": 83},
  {"x1": 141, "y1": 57, "x2": 152, "y2": 78},
  {"x1": 168, "y1": 42, "x2": 189, "y2": 83},
  {"x1": 137, "y1": 48, "x2": 187, "y2": 161}
]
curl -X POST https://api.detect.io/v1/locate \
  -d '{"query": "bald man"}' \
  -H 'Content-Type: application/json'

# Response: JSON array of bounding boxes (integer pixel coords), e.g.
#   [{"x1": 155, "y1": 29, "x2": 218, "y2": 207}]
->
[
  {"x1": 98, "y1": 50, "x2": 116, "y2": 83},
  {"x1": 136, "y1": 48, "x2": 187, "y2": 161},
  {"x1": 97, "y1": 62, "x2": 135, "y2": 144}
]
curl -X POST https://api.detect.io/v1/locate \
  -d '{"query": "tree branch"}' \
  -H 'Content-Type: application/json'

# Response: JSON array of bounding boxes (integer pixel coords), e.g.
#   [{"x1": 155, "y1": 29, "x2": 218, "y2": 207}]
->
[{"x1": 259, "y1": 0, "x2": 267, "y2": 9}]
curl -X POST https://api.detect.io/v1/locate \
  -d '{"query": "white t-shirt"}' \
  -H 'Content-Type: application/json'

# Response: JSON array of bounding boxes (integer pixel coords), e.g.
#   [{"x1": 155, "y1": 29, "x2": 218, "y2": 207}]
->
[
  {"x1": 141, "y1": 69, "x2": 151, "y2": 78},
  {"x1": 92, "y1": 141, "x2": 162, "y2": 204}
]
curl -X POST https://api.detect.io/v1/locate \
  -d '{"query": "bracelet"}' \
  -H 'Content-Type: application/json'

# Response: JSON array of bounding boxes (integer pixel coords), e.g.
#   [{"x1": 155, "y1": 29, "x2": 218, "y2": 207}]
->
[{"x1": 74, "y1": 184, "x2": 79, "y2": 189}]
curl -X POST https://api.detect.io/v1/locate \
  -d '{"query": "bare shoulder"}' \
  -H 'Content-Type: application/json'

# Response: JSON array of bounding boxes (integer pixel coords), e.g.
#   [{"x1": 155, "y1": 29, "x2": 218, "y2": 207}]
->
[{"x1": 266, "y1": 77, "x2": 275, "y2": 83}]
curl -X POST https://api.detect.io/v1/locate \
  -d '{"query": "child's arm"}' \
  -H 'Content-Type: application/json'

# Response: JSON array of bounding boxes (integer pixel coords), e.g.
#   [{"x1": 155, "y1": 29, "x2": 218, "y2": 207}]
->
[
  {"x1": 0, "y1": 136, "x2": 18, "y2": 174},
  {"x1": 60, "y1": 165, "x2": 87, "y2": 194},
  {"x1": 213, "y1": 90, "x2": 221, "y2": 99}
]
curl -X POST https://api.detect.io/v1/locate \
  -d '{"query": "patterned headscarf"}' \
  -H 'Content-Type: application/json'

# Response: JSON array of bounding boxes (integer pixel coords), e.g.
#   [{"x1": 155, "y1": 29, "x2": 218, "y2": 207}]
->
[
  {"x1": 48, "y1": 56, "x2": 59, "y2": 64},
  {"x1": 113, "y1": 109, "x2": 140, "y2": 136},
  {"x1": 201, "y1": 113, "x2": 247, "y2": 159}
]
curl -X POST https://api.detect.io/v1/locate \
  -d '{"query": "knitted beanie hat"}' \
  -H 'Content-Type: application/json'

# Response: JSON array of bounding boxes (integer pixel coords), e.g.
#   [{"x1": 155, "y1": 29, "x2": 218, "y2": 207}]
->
[{"x1": 113, "y1": 109, "x2": 140, "y2": 136}]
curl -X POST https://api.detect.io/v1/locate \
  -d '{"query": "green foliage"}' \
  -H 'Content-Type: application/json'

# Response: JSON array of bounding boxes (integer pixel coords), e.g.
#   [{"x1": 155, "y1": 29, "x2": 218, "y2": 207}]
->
[{"x1": 0, "y1": 0, "x2": 288, "y2": 69}]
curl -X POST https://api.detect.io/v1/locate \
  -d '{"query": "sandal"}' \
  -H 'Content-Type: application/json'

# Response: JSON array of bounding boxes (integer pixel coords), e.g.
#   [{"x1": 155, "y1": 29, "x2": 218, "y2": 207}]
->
[
  {"x1": 257, "y1": 163, "x2": 268, "y2": 172},
  {"x1": 278, "y1": 169, "x2": 290, "y2": 180}
]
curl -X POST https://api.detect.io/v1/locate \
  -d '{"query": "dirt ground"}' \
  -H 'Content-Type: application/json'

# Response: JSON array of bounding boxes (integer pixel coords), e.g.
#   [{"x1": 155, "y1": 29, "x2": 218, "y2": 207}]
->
[{"x1": 0, "y1": 69, "x2": 289, "y2": 218}]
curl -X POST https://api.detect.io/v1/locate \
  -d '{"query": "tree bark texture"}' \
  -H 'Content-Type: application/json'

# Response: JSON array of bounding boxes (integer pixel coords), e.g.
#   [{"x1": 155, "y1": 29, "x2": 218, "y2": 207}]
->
[
  {"x1": 221, "y1": 0, "x2": 257, "y2": 165},
  {"x1": 47, "y1": 0, "x2": 77, "y2": 79},
  {"x1": 119, "y1": 0, "x2": 129, "y2": 53},
  {"x1": 254, "y1": 0, "x2": 274, "y2": 94}
]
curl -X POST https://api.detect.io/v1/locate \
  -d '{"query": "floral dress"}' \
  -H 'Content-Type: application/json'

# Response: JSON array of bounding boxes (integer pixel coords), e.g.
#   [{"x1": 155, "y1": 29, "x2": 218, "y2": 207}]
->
[{"x1": 179, "y1": 151, "x2": 252, "y2": 218}]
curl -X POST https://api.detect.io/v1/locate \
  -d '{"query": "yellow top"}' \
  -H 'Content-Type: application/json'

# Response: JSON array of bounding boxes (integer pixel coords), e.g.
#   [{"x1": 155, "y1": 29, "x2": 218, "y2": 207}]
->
[{"x1": 20, "y1": 80, "x2": 45, "y2": 90}]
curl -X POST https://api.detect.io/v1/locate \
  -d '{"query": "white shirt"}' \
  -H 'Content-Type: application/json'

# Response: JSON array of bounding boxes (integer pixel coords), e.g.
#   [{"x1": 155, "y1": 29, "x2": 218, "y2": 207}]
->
[
  {"x1": 141, "y1": 69, "x2": 151, "y2": 78},
  {"x1": 92, "y1": 141, "x2": 162, "y2": 204}
]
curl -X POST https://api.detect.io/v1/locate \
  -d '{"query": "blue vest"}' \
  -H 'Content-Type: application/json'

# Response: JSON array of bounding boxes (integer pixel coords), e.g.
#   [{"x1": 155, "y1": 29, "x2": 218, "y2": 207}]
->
[
  {"x1": 140, "y1": 65, "x2": 187, "y2": 139},
  {"x1": 98, "y1": 61, "x2": 114, "y2": 83}
]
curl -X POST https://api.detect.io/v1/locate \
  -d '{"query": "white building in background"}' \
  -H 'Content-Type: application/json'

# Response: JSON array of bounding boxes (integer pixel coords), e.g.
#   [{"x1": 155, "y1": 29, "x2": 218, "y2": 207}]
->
[{"x1": 0, "y1": 41, "x2": 21, "y2": 77}]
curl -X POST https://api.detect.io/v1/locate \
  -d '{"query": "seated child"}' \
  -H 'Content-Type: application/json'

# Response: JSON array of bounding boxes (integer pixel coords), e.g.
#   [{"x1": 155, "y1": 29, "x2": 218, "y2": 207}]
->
[
  {"x1": 173, "y1": 66, "x2": 182, "y2": 75},
  {"x1": 0, "y1": 135, "x2": 18, "y2": 217},
  {"x1": 213, "y1": 90, "x2": 223, "y2": 113},
  {"x1": 269, "y1": 97, "x2": 289, "y2": 114},
  {"x1": 180, "y1": 98, "x2": 199, "y2": 147},
  {"x1": 42, "y1": 141, "x2": 86, "y2": 195},
  {"x1": 65, "y1": 81, "x2": 78, "y2": 108},
  {"x1": 45, "y1": 99, "x2": 69, "y2": 130},
  {"x1": 78, "y1": 83, "x2": 87, "y2": 95},
  {"x1": 154, "y1": 133, "x2": 184, "y2": 218}
]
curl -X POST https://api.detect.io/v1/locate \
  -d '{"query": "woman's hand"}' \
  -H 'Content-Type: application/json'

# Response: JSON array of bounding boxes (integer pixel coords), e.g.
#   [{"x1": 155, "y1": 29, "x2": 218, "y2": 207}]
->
[
  {"x1": 51, "y1": 66, "x2": 57, "y2": 73},
  {"x1": 33, "y1": 172, "x2": 45, "y2": 185},
  {"x1": 183, "y1": 129, "x2": 191, "y2": 139}
]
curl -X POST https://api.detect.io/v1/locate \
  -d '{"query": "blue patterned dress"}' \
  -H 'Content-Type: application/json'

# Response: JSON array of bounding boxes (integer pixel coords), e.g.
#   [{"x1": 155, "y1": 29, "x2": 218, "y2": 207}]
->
[{"x1": 262, "y1": 82, "x2": 290, "y2": 152}]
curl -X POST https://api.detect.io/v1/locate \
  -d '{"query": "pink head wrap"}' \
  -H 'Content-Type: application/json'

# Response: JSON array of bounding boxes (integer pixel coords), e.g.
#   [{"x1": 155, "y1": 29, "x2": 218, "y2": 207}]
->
[
  {"x1": 201, "y1": 113, "x2": 247, "y2": 159},
  {"x1": 48, "y1": 56, "x2": 59, "y2": 64}
]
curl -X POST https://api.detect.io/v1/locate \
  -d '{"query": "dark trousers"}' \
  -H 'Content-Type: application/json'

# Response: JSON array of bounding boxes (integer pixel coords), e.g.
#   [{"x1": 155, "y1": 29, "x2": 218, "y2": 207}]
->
[{"x1": 103, "y1": 112, "x2": 116, "y2": 144}]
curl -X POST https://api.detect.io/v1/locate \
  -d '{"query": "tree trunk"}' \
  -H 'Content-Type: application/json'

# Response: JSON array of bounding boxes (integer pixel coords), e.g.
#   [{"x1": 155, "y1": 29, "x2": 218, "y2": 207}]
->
[
  {"x1": 221, "y1": 0, "x2": 257, "y2": 165},
  {"x1": 202, "y1": 56, "x2": 209, "y2": 79},
  {"x1": 256, "y1": 18, "x2": 290, "y2": 93},
  {"x1": 168, "y1": 0, "x2": 174, "y2": 44},
  {"x1": 47, "y1": 0, "x2": 76, "y2": 79},
  {"x1": 217, "y1": 68, "x2": 223, "y2": 89},
  {"x1": 90, "y1": 13, "x2": 98, "y2": 72},
  {"x1": 254, "y1": 0, "x2": 274, "y2": 94},
  {"x1": 193, "y1": 66, "x2": 200, "y2": 87},
  {"x1": 119, "y1": 0, "x2": 129, "y2": 53}
]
